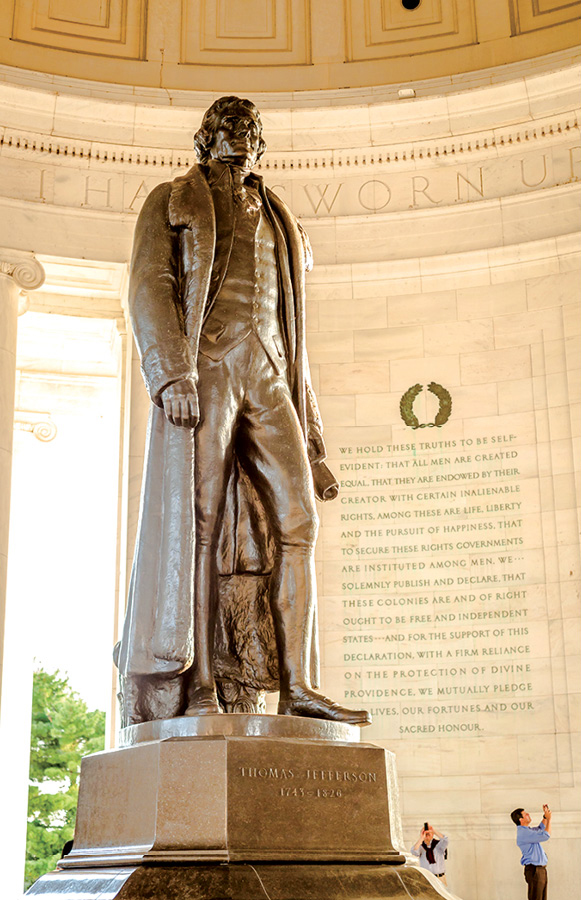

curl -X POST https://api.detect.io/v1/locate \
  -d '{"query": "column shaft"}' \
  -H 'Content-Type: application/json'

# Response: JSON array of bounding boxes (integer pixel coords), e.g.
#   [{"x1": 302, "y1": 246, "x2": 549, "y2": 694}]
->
[
  {"x1": 0, "y1": 272, "x2": 19, "y2": 696},
  {"x1": 0, "y1": 251, "x2": 45, "y2": 897}
]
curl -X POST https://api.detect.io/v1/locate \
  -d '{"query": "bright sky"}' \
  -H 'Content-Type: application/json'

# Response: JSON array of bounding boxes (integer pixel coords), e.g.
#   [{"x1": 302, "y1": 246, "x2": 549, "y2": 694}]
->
[{"x1": 10, "y1": 312, "x2": 120, "y2": 713}]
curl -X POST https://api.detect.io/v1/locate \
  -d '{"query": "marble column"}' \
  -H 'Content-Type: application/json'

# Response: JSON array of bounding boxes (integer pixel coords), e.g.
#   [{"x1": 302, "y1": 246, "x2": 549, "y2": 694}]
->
[{"x1": 0, "y1": 249, "x2": 45, "y2": 896}]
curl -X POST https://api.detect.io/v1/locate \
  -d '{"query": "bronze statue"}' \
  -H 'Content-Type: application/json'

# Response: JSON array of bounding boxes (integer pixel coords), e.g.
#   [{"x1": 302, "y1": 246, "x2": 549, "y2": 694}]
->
[{"x1": 115, "y1": 96, "x2": 370, "y2": 728}]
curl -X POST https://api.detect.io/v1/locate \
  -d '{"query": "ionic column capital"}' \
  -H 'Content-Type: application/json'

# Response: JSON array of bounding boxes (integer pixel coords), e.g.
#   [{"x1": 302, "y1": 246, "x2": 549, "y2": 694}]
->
[{"x1": 0, "y1": 249, "x2": 45, "y2": 293}]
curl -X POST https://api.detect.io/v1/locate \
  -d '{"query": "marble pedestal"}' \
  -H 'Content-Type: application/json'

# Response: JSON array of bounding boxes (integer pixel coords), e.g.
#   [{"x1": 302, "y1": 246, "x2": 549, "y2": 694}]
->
[{"x1": 26, "y1": 716, "x2": 455, "y2": 898}]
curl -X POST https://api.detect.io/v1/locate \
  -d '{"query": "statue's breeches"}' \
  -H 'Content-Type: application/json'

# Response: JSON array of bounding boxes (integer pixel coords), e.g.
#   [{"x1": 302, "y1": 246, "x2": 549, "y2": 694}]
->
[
  {"x1": 191, "y1": 334, "x2": 320, "y2": 693},
  {"x1": 194, "y1": 335, "x2": 318, "y2": 552}
]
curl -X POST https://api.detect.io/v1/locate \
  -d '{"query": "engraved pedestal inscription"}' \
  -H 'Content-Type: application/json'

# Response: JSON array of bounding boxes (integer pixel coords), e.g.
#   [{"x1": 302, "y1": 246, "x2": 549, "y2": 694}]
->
[{"x1": 226, "y1": 739, "x2": 392, "y2": 859}]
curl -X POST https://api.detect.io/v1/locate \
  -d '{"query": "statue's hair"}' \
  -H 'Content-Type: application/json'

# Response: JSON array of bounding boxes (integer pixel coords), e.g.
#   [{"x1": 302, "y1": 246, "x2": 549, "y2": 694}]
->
[
  {"x1": 194, "y1": 96, "x2": 267, "y2": 164},
  {"x1": 510, "y1": 808, "x2": 524, "y2": 826}
]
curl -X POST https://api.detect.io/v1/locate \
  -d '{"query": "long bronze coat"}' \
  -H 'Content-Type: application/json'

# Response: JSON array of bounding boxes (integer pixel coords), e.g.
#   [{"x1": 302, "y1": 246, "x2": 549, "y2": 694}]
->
[{"x1": 116, "y1": 162, "x2": 326, "y2": 688}]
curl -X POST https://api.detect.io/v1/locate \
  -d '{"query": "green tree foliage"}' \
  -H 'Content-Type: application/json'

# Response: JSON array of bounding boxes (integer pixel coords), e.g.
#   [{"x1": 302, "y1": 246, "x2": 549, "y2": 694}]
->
[{"x1": 25, "y1": 667, "x2": 105, "y2": 890}]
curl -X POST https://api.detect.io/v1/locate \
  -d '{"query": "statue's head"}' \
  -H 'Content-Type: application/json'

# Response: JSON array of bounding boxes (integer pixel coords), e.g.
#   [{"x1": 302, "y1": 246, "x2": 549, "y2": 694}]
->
[{"x1": 194, "y1": 96, "x2": 267, "y2": 170}]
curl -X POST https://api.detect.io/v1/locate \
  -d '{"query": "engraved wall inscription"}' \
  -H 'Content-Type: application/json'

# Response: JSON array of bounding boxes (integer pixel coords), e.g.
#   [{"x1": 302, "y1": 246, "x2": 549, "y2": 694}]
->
[
  {"x1": 320, "y1": 429, "x2": 550, "y2": 741},
  {"x1": 0, "y1": 143, "x2": 578, "y2": 217}
]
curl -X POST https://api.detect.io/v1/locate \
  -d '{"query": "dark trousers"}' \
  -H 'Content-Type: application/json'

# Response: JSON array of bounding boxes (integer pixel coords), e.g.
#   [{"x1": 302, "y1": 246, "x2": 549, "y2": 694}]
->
[
  {"x1": 190, "y1": 335, "x2": 318, "y2": 690},
  {"x1": 524, "y1": 864, "x2": 548, "y2": 900},
  {"x1": 195, "y1": 335, "x2": 317, "y2": 553}
]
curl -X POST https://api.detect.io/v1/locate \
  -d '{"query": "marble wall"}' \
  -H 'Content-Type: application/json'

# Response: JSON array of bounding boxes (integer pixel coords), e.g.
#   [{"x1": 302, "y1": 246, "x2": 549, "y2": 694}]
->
[
  {"x1": 309, "y1": 238, "x2": 580, "y2": 899},
  {"x1": 0, "y1": 48, "x2": 578, "y2": 899}
]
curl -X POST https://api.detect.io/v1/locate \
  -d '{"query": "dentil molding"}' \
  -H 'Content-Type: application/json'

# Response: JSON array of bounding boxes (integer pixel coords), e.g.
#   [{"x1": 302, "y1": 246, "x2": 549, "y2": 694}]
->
[
  {"x1": 0, "y1": 56, "x2": 579, "y2": 167},
  {"x1": 0, "y1": 109, "x2": 579, "y2": 174}
]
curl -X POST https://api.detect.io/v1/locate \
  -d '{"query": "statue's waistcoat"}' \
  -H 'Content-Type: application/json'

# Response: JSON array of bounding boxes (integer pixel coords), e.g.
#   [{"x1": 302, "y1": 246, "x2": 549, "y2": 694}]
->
[{"x1": 199, "y1": 199, "x2": 286, "y2": 374}]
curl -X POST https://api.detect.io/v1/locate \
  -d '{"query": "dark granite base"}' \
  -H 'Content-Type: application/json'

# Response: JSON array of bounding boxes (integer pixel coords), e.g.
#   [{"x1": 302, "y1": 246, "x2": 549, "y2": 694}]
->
[{"x1": 26, "y1": 863, "x2": 454, "y2": 899}]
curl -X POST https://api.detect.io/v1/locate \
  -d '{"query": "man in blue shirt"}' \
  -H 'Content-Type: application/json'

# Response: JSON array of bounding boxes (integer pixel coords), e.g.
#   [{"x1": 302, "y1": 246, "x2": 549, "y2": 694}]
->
[{"x1": 510, "y1": 804, "x2": 552, "y2": 900}]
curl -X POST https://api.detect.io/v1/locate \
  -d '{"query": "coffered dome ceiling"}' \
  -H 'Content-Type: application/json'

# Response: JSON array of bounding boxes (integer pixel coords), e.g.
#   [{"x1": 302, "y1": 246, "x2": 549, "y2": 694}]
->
[{"x1": 0, "y1": 0, "x2": 579, "y2": 93}]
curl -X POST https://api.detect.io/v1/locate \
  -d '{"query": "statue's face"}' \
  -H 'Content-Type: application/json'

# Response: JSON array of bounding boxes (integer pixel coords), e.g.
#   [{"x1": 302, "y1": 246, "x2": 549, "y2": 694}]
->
[{"x1": 209, "y1": 109, "x2": 261, "y2": 170}]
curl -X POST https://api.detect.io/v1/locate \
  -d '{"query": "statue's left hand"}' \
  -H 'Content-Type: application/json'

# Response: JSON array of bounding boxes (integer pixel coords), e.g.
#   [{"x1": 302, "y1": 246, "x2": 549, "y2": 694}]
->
[{"x1": 160, "y1": 378, "x2": 199, "y2": 427}]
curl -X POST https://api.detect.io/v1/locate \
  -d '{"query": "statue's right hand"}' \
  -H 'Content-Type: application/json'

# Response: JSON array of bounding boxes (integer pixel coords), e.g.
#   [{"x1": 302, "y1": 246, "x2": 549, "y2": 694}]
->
[{"x1": 160, "y1": 379, "x2": 199, "y2": 427}]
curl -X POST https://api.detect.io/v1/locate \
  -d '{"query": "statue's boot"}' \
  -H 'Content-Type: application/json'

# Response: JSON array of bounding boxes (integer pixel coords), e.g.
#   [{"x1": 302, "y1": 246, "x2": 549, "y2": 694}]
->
[
  {"x1": 272, "y1": 550, "x2": 371, "y2": 726},
  {"x1": 185, "y1": 548, "x2": 221, "y2": 716},
  {"x1": 185, "y1": 685, "x2": 221, "y2": 716},
  {"x1": 278, "y1": 688, "x2": 371, "y2": 725}
]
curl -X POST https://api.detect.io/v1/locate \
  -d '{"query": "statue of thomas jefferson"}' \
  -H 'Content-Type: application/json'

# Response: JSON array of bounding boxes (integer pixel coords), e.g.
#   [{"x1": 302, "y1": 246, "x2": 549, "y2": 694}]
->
[{"x1": 115, "y1": 96, "x2": 370, "y2": 728}]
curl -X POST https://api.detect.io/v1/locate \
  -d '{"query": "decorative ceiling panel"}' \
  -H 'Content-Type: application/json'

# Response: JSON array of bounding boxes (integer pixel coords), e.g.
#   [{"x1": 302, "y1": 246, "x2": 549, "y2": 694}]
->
[
  {"x1": 535, "y1": 0, "x2": 580, "y2": 11},
  {"x1": 346, "y1": 0, "x2": 477, "y2": 60},
  {"x1": 181, "y1": 0, "x2": 310, "y2": 65},
  {"x1": 509, "y1": 0, "x2": 581, "y2": 32},
  {"x1": 48, "y1": 0, "x2": 110, "y2": 28},
  {"x1": 380, "y1": 0, "x2": 444, "y2": 33},
  {"x1": 2, "y1": 0, "x2": 579, "y2": 92},
  {"x1": 216, "y1": 0, "x2": 275, "y2": 38},
  {"x1": 11, "y1": 0, "x2": 146, "y2": 58}
]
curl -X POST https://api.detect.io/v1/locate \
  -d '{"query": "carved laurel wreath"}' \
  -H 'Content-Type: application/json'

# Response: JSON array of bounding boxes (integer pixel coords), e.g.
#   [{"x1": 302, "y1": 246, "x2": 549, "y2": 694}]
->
[{"x1": 400, "y1": 382, "x2": 452, "y2": 429}]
